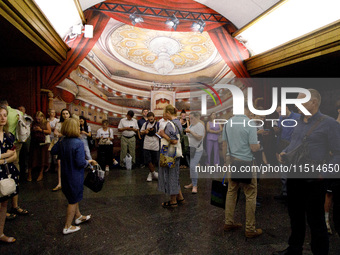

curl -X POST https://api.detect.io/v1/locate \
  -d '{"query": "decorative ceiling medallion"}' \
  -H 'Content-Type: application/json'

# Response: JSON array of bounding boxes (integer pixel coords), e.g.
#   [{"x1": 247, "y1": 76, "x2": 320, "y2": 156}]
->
[{"x1": 108, "y1": 25, "x2": 217, "y2": 75}]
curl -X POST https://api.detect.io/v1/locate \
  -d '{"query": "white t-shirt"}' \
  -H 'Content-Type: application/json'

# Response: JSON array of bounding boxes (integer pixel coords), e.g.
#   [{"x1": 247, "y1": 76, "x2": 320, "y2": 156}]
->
[
  {"x1": 158, "y1": 118, "x2": 169, "y2": 131},
  {"x1": 141, "y1": 121, "x2": 159, "y2": 151},
  {"x1": 96, "y1": 128, "x2": 113, "y2": 145},
  {"x1": 118, "y1": 117, "x2": 138, "y2": 137},
  {"x1": 188, "y1": 122, "x2": 205, "y2": 152}
]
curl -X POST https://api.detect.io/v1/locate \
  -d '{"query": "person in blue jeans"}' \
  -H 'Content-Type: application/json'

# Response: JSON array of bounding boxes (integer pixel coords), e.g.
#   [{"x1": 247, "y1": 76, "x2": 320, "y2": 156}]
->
[{"x1": 184, "y1": 112, "x2": 205, "y2": 194}]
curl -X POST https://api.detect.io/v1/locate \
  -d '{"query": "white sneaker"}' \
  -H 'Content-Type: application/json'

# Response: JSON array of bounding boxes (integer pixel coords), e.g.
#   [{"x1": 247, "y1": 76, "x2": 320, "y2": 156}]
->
[
  {"x1": 152, "y1": 171, "x2": 158, "y2": 180},
  {"x1": 113, "y1": 159, "x2": 118, "y2": 165},
  {"x1": 326, "y1": 220, "x2": 332, "y2": 234},
  {"x1": 105, "y1": 166, "x2": 109, "y2": 172},
  {"x1": 146, "y1": 172, "x2": 152, "y2": 182}
]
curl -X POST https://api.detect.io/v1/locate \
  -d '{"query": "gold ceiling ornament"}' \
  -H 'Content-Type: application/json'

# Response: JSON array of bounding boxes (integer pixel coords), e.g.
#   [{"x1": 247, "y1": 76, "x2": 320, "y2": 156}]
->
[{"x1": 109, "y1": 25, "x2": 217, "y2": 75}]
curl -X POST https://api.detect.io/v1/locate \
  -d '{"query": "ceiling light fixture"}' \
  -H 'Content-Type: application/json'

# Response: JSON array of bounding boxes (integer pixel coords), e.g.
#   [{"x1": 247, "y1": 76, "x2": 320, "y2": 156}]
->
[
  {"x1": 129, "y1": 11, "x2": 144, "y2": 26},
  {"x1": 192, "y1": 18, "x2": 206, "y2": 33},
  {"x1": 165, "y1": 15, "x2": 180, "y2": 31}
]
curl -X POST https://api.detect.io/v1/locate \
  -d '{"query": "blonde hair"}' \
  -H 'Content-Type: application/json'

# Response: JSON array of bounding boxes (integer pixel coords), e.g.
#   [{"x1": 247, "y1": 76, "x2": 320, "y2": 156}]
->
[
  {"x1": 0, "y1": 105, "x2": 9, "y2": 134},
  {"x1": 35, "y1": 111, "x2": 47, "y2": 125},
  {"x1": 61, "y1": 118, "x2": 80, "y2": 138},
  {"x1": 164, "y1": 105, "x2": 177, "y2": 116}
]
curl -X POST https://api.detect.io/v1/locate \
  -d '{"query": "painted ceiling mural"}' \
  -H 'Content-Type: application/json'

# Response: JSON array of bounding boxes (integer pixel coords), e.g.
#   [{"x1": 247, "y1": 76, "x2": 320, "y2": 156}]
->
[{"x1": 53, "y1": 0, "x2": 249, "y2": 132}]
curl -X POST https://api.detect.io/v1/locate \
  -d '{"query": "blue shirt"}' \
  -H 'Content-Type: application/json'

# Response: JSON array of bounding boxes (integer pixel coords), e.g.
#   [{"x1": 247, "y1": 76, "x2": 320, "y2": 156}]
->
[
  {"x1": 278, "y1": 111, "x2": 300, "y2": 141},
  {"x1": 222, "y1": 115, "x2": 258, "y2": 161},
  {"x1": 283, "y1": 111, "x2": 340, "y2": 172}
]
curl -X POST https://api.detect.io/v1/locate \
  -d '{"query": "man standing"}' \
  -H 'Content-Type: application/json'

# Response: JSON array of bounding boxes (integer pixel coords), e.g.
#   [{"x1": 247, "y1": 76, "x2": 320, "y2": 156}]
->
[
  {"x1": 274, "y1": 105, "x2": 300, "y2": 200},
  {"x1": 0, "y1": 99, "x2": 29, "y2": 219},
  {"x1": 118, "y1": 110, "x2": 139, "y2": 168},
  {"x1": 222, "y1": 104, "x2": 262, "y2": 238},
  {"x1": 140, "y1": 112, "x2": 159, "y2": 181},
  {"x1": 138, "y1": 109, "x2": 149, "y2": 168},
  {"x1": 273, "y1": 89, "x2": 340, "y2": 255}
]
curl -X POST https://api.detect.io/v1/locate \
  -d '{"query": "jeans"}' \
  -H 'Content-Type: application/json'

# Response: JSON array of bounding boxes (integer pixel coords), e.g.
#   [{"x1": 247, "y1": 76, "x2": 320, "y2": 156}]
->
[
  {"x1": 81, "y1": 138, "x2": 92, "y2": 160},
  {"x1": 187, "y1": 150, "x2": 203, "y2": 187}
]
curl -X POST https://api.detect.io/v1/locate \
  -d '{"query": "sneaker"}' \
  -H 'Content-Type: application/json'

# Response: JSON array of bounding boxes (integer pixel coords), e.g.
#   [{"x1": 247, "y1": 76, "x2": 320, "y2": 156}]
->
[
  {"x1": 113, "y1": 159, "x2": 118, "y2": 165},
  {"x1": 245, "y1": 228, "x2": 263, "y2": 238},
  {"x1": 105, "y1": 166, "x2": 110, "y2": 172},
  {"x1": 224, "y1": 223, "x2": 242, "y2": 231},
  {"x1": 146, "y1": 172, "x2": 152, "y2": 182},
  {"x1": 152, "y1": 171, "x2": 158, "y2": 180}
]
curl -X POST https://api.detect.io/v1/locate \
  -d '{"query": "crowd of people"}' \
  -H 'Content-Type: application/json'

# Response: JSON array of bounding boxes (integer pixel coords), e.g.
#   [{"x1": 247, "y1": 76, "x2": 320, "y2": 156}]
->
[{"x1": 0, "y1": 88, "x2": 339, "y2": 255}]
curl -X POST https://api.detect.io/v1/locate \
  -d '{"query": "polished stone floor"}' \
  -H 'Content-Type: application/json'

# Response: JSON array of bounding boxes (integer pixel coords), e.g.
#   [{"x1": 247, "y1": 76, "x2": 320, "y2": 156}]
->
[{"x1": 1, "y1": 166, "x2": 340, "y2": 255}]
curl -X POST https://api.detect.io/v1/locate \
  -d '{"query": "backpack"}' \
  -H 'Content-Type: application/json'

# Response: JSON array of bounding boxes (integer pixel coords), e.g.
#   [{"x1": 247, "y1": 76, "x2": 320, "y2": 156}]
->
[
  {"x1": 16, "y1": 110, "x2": 31, "y2": 143},
  {"x1": 143, "y1": 121, "x2": 160, "y2": 136}
]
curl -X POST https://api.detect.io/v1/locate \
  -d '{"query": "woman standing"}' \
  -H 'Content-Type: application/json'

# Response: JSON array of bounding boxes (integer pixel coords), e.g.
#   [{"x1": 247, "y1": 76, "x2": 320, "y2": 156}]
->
[
  {"x1": 158, "y1": 105, "x2": 185, "y2": 208},
  {"x1": 52, "y1": 109, "x2": 71, "y2": 191},
  {"x1": 0, "y1": 105, "x2": 19, "y2": 243},
  {"x1": 96, "y1": 120, "x2": 113, "y2": 171},
  {"x1": 27, "y1": 111, "x2": 51, "y2": 182},
  {"x1": 46, "y1": 109, "x2": 59, "y2": 172},
  {"x1": 184, "y1": 112, "x2": 205, "y2": 194},
  {"x1": 205, "y1": 112, "x2": 222, "y2": 166},
  {"x1": 79, "y1": 116, "x2": 92, "y2": 160},
  {"x1": 51, "y1": 118, "x2": 96, "y2": 235},
  {"x1": 179, "y1": 110, "x2": 189, "y2": 169}
]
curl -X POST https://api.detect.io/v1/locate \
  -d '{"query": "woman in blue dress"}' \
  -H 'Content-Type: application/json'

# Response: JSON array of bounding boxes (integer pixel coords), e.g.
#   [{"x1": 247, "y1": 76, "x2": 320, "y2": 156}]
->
[
  {"x1": 51, "y1": 118, "x2": 96, "y2": 235},
  {"x1": 0, "y1": 105, "x2": 19, "y2": 243}
]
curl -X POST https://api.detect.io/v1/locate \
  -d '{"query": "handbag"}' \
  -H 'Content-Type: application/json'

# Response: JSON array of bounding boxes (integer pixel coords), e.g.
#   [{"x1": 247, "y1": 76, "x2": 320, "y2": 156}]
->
[
  {"x1": 40, "y1": 135, "x2": 51, "y2": 146},
  {"x1": 0, "y1": 164, "x2": 16, "y2": 197},
  {"x1": 159, "y1": 122, "x2": 181, "y2": 168},
  {"x1": 84, "y1": 164, "x2": 105, "y2": 192}
]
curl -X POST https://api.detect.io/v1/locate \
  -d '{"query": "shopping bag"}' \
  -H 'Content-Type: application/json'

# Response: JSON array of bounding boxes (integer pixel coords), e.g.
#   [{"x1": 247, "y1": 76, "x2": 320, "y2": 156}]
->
[
  {"x1": 210, "y1": 178, "x2": 228, "y2": 209},
  {"x1": 125, "y1": 153, "x2": 132, "y2": 170}
]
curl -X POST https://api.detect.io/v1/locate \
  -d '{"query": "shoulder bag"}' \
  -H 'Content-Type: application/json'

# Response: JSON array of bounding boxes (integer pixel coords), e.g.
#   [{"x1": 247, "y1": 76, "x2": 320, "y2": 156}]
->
[
  {"x1": 159, "y1": 122, "x2": 182, "y2": 168},
  {"x1": 0, "y1": 164, "x2": 16, "y2": 197}
]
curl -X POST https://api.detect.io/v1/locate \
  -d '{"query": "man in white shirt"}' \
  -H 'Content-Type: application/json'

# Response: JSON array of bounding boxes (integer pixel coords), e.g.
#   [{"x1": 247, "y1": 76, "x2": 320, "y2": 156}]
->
[
  {"x1": 118, "y1": 110, "x2": 139, "y2": 168},
  {"x1": 140, "y1": 112, "x2": 159, "y2": 181}
]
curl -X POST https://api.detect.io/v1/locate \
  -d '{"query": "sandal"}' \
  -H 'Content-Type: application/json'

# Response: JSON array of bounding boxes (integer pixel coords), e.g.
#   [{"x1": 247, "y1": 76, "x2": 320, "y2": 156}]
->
[
  {"x1": 75, "y1": 215, "x2": 91, "y2": 225},
  {"x1": 177, "y1": 198, "x2": 186, "y2": 205},
  {"x1": 162, "y1": 201, "x2": 178, "y2": 208},
  {"x1": 52, "y1": 185, "x2": 62, "y2": 192},
  {"x1": 10, "y1": 206, "x2": 29, "y2": 216},
  {"x1": 6, "y1": 213, "x2": 17, "y2": 221},
  {"x1": 0, "y1": 234, "x2": 16, "y2": 243}
]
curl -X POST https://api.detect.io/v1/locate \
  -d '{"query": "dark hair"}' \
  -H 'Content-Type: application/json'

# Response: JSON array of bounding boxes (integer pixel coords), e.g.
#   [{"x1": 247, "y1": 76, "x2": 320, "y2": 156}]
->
[
  {"x1": 102, "y1": 119, "x2": 109, "y2": 125},
  {"x1": 0, "y1": 99, "x2": 8, "y2": 106},
  {"x1": 79, "y1": 116, "x2": 89, "y2": 132},
  {"x1": 181, "y1": 109, "x2": 186, "y2": 114},
  {"x1": 147, "y1": 112, "x2": 155, "y2": 117},
  {"x1": 142, "y1": 108, "x2": 148, "y2": 113},
  {"x1": 127, "y1": 110, "x2": 135, "y2": 118},
  {"x1": 60, "y1": 108, "x2": 71, "y2": 123}
]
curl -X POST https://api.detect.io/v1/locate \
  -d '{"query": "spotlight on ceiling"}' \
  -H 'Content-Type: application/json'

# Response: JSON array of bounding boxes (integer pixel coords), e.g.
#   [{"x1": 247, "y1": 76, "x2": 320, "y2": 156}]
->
[
  {"x1": 129, "y1": 11, "x2": 144, "y2": 26},
  {"x1": 192, "y1": 18, "x2": 206, "y2": 33},
  {"x1": 165, "y1": 15, "x2": 180, "y2": 31}
]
